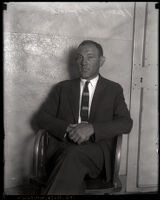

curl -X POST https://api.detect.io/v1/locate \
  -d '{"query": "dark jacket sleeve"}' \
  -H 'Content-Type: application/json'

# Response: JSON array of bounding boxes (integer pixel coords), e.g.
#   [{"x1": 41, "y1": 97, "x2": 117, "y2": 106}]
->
[
  {"x1": 92, "y1": 85, "x2": 133, "y2": 141},
  {"x1": 36, "y1": 83, "x2": 69, "y2": 140}
]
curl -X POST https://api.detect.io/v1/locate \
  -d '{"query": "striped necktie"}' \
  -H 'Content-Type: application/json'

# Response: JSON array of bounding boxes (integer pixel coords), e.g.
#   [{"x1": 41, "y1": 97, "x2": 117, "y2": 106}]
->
[{"x1": 80, "y1": 81, "x2": 89, "y2": 122}]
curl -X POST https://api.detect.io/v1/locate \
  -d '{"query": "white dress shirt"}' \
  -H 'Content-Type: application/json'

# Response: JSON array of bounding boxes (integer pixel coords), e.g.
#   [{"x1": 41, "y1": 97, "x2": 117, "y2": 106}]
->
[{"x1": 78, "y1": 75, "x2": 99, "y2": 123}]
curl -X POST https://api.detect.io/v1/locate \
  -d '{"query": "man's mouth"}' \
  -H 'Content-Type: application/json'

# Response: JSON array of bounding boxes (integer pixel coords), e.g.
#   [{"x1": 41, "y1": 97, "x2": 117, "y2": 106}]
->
[
  {"x1": 81, "y1": 67, "x2": 89, "y2": 71},
  {"x1": 82, "y1": 70, "x2": 89, "y2": 74}
]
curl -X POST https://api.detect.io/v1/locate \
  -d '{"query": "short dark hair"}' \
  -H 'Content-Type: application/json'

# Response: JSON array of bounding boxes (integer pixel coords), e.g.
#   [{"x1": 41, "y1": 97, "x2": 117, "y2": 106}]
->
[{"x1": 78, "y1": 40, "x2": 103, "y2": 56}]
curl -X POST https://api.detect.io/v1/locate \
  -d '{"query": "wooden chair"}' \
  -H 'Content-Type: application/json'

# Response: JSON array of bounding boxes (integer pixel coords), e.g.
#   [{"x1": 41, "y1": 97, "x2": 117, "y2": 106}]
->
[{"x1": 30, "y1": 129, "x2": 123, "y2": 195}]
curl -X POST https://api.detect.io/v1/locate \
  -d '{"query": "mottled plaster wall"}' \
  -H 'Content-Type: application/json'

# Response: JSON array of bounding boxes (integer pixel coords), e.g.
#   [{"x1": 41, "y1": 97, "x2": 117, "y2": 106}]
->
[{"x1": 4, "y1": 2, "x2": 134, "y2": 188}]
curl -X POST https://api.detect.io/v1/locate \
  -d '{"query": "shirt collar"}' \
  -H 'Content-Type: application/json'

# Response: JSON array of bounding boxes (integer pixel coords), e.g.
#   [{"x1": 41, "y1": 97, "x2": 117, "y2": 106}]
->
[{"x1": 80, "y1": 75, "x2": 99, "y2": 87}]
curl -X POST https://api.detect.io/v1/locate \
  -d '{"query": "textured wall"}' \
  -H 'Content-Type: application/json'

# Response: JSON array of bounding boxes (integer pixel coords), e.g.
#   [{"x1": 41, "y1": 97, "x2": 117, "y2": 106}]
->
[{"x1": 4, "y1": 2, "x2": 134, "y2": 188}]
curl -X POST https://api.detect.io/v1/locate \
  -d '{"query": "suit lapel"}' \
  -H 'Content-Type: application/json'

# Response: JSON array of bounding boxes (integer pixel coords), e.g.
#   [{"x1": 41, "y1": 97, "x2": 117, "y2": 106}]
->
[
  {"x1": 89, "y1": 76, "x2": 106, "y2": 122},
  {"x1": 68, "y1": 78, "x2": 80, "y2": 123}
]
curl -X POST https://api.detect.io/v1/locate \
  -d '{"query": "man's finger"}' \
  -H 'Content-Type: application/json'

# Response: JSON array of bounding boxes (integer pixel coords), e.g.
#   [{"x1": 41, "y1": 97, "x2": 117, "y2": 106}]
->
[
  {"x1": 72, "y1": 135, "x2": 80, "y2": 143},
  {"x1": 69, "y1": 124, "x2": 77, "y2": 128},
  {"x1": 69, "y1": 128, "x2": 76, "y2": 137},
  {"x1": 69, "y1": 129, "x2": 79, "y2": 141},
  {"x1": 67, "y1": 124, "x2": 77, "y2": 133},
  {"x1": 77, "y1": 138, "x2": 84, "y2": 144}
]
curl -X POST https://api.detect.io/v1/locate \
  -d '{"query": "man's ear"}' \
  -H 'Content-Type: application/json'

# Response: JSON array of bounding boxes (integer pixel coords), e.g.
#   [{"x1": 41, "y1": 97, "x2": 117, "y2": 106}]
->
[{"x1": 100, "y1": 56, "x2": 105, "y2": 67}]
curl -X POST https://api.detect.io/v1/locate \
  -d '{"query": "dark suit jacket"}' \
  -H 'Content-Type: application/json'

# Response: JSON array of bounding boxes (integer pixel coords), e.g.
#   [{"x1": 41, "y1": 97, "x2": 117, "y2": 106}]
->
[{"x1": 36, "y1": 75, "x2": 133, "y2": 182}]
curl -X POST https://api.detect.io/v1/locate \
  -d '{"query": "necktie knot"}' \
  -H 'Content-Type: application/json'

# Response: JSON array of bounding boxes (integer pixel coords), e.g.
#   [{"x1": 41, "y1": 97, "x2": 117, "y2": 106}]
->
[{"x1": 85, "y1": 81, "x2": 90, "y2": 86}]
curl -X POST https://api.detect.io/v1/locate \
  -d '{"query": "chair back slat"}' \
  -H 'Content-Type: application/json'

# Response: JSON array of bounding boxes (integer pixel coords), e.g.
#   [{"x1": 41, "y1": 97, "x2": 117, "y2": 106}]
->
[
  {"x1": 33, "y1": 130, "x2": 48, "y2": 177},
  {"x1": 113, "y1": 134, "x2": 123, "y2": 189}
]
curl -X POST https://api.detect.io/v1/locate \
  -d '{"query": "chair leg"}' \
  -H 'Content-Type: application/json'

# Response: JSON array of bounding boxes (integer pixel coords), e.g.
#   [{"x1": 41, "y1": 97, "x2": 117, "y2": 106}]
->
[
  {"x1": 104, "y1": 177, "x2": 122, "y2": 195},
  {"x1": 113, "y1": 177, "x2": 122, "y2": 192}
]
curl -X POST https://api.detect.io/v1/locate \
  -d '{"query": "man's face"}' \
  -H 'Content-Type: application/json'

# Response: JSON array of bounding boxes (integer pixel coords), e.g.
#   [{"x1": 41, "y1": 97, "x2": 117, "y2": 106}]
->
[{"x1": 76, "y1": 44, "x2": 105, "y2": 80}]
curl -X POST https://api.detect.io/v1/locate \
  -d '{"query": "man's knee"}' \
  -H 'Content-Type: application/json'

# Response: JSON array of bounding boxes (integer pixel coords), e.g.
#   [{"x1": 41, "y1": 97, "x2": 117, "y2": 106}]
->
[
  {"x1": 64, "y1": 145, "x2": 85, "y2": 159},
  {"x1": 61, "y1": 145, "x2": 89, "y2": 169}
]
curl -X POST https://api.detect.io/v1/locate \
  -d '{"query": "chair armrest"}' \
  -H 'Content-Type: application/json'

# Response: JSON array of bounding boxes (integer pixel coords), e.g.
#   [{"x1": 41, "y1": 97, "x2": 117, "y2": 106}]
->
[
  {"x1": 113, "y1": 134, "x2": 123, "y2": 190},
  {"x1": 33, "y1": 129, "x2": 49, "y2": 177}
]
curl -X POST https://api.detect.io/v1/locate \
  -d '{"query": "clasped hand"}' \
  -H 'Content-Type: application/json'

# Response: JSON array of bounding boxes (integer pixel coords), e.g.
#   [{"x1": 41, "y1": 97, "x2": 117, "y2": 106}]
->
[{"x1": 66, "y1": 123, "x2": 94, "y2": 144}]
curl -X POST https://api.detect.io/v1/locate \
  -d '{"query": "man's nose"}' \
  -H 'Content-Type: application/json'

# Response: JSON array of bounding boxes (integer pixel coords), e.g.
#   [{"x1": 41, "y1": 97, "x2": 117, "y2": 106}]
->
[{"x1": 81, "y1": 57, "x2": 87, "y2": 65}]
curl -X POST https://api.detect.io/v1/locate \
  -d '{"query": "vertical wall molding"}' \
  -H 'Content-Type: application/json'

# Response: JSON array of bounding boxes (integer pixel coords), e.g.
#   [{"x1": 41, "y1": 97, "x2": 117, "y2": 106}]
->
[{"x1": 126, "y1": 2, "x2": 146, "y2": 192}]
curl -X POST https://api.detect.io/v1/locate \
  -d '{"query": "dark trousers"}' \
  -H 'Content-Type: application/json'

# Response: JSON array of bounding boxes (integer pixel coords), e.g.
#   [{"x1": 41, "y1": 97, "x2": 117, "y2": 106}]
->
[{"x1": 42, "y1": 135, "x2": 105, "y2": 195}]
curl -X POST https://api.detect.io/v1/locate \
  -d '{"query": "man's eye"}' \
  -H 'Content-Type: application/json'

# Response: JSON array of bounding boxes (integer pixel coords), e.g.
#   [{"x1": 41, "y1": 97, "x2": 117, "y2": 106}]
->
[
  {"x1": 88, "y1": 56, "x2": 94, "y2": 59},
  {"x1": 76, "y1": 55, "x2": 82, "y2": 60}
]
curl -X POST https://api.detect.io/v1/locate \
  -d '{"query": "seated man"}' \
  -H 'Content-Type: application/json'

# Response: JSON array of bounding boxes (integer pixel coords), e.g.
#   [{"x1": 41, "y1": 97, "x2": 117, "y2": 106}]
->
[{"x1": 35, "y1": 40, "x2": 133, "y2": 195}]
